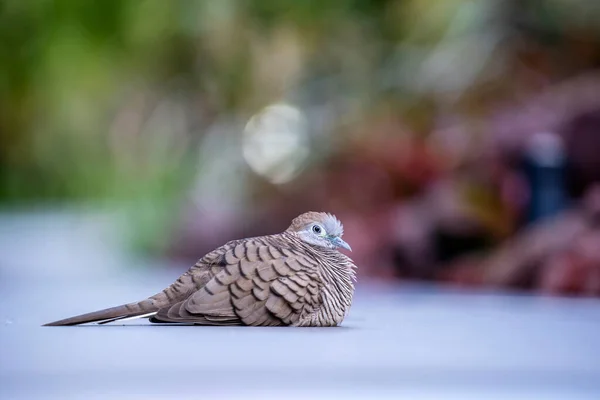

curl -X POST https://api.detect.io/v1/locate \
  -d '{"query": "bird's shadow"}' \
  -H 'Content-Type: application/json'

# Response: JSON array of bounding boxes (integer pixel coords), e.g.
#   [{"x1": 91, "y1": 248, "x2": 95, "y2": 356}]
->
[{"x1": 48, "y1": 323, "x2": 357, "y2": 330}]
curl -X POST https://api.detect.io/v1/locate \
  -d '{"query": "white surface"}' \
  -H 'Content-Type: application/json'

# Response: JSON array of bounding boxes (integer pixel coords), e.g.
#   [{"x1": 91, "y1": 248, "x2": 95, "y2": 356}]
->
[{"x1": 1, "y1": 211, "x2": 600, "y2": 399}]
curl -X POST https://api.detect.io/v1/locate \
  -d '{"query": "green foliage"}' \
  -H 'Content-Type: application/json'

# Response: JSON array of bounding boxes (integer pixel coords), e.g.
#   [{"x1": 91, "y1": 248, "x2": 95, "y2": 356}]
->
[{"x1": 1, "y1": 0, "x2": 599, "y2": 253}]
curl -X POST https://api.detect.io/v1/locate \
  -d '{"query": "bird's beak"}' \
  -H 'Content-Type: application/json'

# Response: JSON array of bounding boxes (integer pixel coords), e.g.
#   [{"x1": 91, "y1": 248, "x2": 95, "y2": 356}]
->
[{"x1": 331, "y1": 237, "x2": 352, "y2": 252}]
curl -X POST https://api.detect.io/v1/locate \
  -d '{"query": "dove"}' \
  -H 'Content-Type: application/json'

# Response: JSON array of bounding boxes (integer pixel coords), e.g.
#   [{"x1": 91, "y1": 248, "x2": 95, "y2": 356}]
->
[{"x1": 44, "y1": 212, "x2": 357, "y2": 327}]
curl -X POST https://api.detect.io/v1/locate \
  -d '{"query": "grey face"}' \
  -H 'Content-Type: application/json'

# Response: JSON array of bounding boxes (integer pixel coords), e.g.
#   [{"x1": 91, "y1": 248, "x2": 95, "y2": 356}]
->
[{"x1": 297, "y1": 220, "x2": 352, "y2": 251}]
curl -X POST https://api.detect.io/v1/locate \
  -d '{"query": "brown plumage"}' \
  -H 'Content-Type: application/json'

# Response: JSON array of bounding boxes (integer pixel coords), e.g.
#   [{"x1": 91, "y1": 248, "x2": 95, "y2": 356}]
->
[{"x1": 44, "y1": 212, "x2": 357, "y2": 327}]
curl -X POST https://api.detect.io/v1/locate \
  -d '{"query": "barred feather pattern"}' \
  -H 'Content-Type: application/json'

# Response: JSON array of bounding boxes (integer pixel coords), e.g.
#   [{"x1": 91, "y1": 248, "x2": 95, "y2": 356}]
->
[
  {"x1": 44, "y1": 212, "x2": 357, "y2": 327},
  {"x1": 282, "y1": 233, "x2": 356, "y2": 327}
]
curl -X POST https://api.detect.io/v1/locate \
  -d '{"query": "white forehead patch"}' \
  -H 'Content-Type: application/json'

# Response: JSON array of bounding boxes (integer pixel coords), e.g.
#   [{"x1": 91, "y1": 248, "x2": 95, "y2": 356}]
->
[{"x1": 321, "y1": 213, "x2": 344, "y2": 237}]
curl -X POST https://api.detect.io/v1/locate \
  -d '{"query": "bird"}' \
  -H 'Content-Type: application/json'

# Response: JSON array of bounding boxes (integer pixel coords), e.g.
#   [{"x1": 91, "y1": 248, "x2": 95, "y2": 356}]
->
[{"x1": 44, "y1": 212, "x2": 357, "y2": 327}]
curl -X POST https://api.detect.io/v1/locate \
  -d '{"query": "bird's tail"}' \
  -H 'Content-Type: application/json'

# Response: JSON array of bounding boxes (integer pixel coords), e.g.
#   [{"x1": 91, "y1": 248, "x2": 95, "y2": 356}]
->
[{"x1": 43, "y1": 299, "x2": 158, "y2": 326}]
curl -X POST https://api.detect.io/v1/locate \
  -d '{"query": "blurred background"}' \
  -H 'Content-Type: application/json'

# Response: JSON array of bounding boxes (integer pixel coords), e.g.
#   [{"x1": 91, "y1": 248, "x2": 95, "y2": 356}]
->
[
  {"x1": 3, "y1": 0, "x2": 600, "y2": 295},
  {"x1": 4, "y1": 1, "x2": 600, "y2": 399}
]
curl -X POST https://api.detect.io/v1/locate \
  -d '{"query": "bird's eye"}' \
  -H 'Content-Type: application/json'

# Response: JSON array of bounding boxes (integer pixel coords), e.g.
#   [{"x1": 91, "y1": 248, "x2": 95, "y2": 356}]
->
[{"x1": 312, "y1": 225, "x2": 322, "y2": 234}]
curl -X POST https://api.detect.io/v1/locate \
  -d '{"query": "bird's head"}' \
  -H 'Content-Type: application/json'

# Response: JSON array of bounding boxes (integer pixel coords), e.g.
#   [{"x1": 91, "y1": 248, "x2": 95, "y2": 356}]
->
[{"x1": 287, "y1": 212, "x2": 351, "y2": 252}]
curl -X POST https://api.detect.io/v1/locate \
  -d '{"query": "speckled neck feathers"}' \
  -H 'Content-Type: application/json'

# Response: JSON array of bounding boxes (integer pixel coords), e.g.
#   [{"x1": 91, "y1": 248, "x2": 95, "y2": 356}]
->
[{"x1": 282, "y1": 232, "x2": 356, "y2": 326}]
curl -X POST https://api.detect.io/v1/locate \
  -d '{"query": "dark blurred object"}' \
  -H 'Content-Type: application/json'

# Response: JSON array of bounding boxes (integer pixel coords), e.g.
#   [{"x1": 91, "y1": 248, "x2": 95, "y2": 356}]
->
[
  {"x1": 521, "y1": 132, "x2": 568, "y2": 223},
  {"x1": 392, "y1": 179, "x2": 495, "y2": 280},
  {"x1": 564, "y1": 109, "x2": 600, "y2": 199},
  {"x1": 444, "y1": 185, "x2": 600, "y2": 295}
]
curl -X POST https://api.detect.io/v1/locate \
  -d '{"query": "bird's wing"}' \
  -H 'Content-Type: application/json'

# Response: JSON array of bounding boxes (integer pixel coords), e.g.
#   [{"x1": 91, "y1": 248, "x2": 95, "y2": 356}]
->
[{"x1": 152, "y1": 236, "x2": 323, "y2": 326}]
